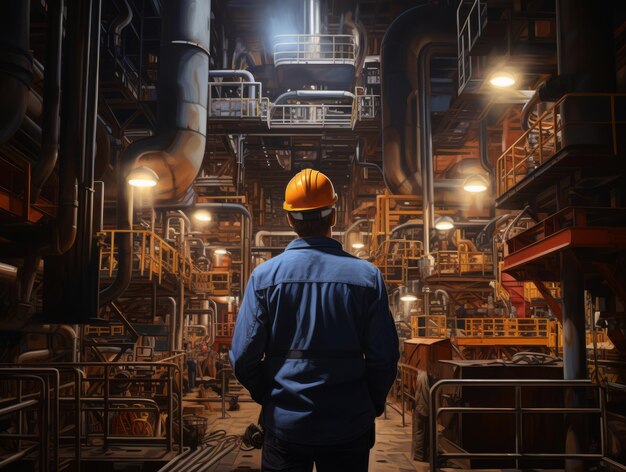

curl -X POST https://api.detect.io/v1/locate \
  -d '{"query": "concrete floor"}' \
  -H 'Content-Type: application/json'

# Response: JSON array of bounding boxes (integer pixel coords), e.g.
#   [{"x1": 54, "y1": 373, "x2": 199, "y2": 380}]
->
[{"x1": 202, "y1": 396, "x2": 427, "y2": 471}]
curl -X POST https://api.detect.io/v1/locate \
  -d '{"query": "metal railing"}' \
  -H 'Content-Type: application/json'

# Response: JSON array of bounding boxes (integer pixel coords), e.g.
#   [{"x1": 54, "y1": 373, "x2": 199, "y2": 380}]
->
[
  {"x1": 430, "y1": 379, "x2": 605, "y2": 471},
  {"x1": 411, "y1": 315, "x2": 447, "y2": 338},
  {"x1": 455, "y1": 317, "x2": 553, "y2": 339},
  {"x1": 457, "y1": 0, "x2": 487, "y2": 93},
  {"x1": 374, "y1": 238, "x2": 423, "y2": 284},
  {"x1": 496, "y1": 94, "x2": 626, "y2": 197},
  {"x1": 356, "y1": 93, "x2": 380, "y2": 120},
  {"x1": 273, "y1": 34, "x2": 356, "y2": 66},
  {"x1": 208, "y1": 81, "x2": 269, "y2": 123},
  {"x1": 427, "y1": 249, "x2": 494, "y2": 277},
  {"x1": 270, "y1": 102, "x2": 356, "y2": 128},
  {"x1": 0, "y1": 368, "x2": 60, "y2": 471},
  {"x1": 4, "y1": 357, "x2": 186, "y2": 465},
  {"x1": 99, "y1": 229, "x2": 232, "y2": 294},
  {"x1": 193, "y1": 271, "x2": 231, "y2": 296},
  {"x1": 524, "y1": 281, "x2": 561, "y2": 301}
]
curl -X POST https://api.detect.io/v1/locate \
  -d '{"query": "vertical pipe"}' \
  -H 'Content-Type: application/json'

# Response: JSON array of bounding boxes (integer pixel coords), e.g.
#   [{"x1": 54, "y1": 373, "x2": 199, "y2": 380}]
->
[
  {"x1": 305, "y1": 0, "x2": 322, "y2": 35},
  {"x1": 560, "y1": 250, "x2": 587, "y2": 472},
  {"x1": 177, "y1": 282, "x2": 185, "y2": 351}
]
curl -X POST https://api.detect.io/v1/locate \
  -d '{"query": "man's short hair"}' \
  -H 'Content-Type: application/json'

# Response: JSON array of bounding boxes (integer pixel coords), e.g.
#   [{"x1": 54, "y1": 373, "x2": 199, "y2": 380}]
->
[{"x1": 289, "y1": 212, "x2": 334, "y2": 237}]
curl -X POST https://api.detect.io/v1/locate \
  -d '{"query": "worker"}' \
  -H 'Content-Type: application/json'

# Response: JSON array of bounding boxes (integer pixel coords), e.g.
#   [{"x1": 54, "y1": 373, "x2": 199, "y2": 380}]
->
[{"x1": 230, "y1": 169, "x2": 399, "y2": 471}]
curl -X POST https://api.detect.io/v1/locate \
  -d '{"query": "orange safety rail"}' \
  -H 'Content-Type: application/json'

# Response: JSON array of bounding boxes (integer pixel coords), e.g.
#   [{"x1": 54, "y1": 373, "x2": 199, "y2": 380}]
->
[
  {"x1": 454, "y1": 318, "x2": 557, "y2": 349},
  {"x1": 99, "y1": 230, "x2": 189, "y2": 286},
  {"x1": 428, "y1": 250, "x2": 494, "y2": 277},
  {"x1": 411, "y1": 315, "x2": 447, "y2": 338},
  {"x1": 524, "y1": 281, "x2": 561, "y2": 302},
  {"x1": 84, "y1": 325, "x2": 125, "y2": 336},
  {"x1": 496, "y1": 93, "x2": 626, "y2": 197},
  {"x1": 216, "y1": 321, "x2": 236, "y2": 338},
  {"x1": 193, "y1": 271, "x2": 232, "y2": 295},
  {"x1": 98, "y1": 230, "x2": 233, "y2": 295},
  {"x1": 374, "y1": 238, "x2": 423, "y2": 284}
]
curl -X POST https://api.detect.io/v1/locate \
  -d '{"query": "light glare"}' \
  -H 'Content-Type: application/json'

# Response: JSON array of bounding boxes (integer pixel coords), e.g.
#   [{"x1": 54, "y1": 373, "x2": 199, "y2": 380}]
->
[
  {"x1": 127, "y1": 166, "x2": 159, "y2": 188},
  {"x1": 400, "y1": 294, "x2": 418, "y2": 302},
  {"x1": 352, "y1": 242, "x2": 365, "y2": 249},
  {"x1": 489, "y1": 72, "x2": 516, "y2": 87},
  {"x1": 194, "y1": 210, "x2": 212, "y2": 222},
  {"x1": 435, "y1": 216, "x2": 455, "y2": 231}
]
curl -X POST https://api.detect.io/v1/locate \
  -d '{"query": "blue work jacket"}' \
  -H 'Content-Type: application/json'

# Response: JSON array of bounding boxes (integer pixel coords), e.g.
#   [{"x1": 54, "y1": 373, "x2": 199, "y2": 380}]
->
[{"x1": 229, "y1": 236, "x2": 399, "y2": 445}]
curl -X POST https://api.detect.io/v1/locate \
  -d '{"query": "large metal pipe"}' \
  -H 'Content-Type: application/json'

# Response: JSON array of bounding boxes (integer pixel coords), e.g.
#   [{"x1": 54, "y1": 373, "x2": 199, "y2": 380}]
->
[
  {"x1": 102, "y1": 0, "x2": 211, "y2": 305},
  {"x1": 304, "y1": 0, "x2": 322, "y2": 35},
  {"x1": 0, "y1": 1, "x2": 32, "y2": 144},
  {"x1": 31, "y1": 0, "x2": 65, "y2": 202},
  {"x1": 119, "y1": 0, "x2": 211, "y2": 201},
  {"x1": 380, "y1": 4, "x2": 455, "y2": 255},
  {"x1": 209, "y1": 69, "x2": 256, "y2": 99},
  {"x1": 274, "y1": 90, "x2": 355, "y2": 104}
]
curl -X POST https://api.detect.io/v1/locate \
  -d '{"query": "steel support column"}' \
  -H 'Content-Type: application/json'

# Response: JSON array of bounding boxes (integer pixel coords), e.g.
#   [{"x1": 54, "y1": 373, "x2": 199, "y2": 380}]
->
[{"x1": 560, "y1": 249, "x2": 587, "y2": 472}]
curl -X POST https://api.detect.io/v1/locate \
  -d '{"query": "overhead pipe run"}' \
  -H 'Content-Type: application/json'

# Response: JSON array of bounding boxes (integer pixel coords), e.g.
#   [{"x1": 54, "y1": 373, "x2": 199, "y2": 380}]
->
[
  {"x1": 0, "y1": 1, "x2": 32, "y2": 144},
  {"x1": 381, "y1": 4, "x2": 455, "y2": 254},
  {"x1": 102, "y1": 0, "x2": 211, "y2": 305},
  {"x1": 274, "y1": 90, "x2": 355, "y2": 104}
]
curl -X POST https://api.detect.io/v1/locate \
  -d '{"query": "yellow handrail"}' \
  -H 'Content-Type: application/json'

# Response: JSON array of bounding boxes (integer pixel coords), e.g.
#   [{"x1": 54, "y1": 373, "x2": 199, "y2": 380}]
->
[
  {"x1": 98, "y1": 229, "x2": 232, "y2": 294},
  {"x1": 496, "y1": 93, "x2": 626, "y2": 197}
]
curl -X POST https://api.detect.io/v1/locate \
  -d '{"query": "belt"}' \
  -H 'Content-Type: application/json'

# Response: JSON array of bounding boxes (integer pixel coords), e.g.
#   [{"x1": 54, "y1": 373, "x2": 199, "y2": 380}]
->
[{"x1": 268, "y1": 349, "x2": 363, "y2": 359}]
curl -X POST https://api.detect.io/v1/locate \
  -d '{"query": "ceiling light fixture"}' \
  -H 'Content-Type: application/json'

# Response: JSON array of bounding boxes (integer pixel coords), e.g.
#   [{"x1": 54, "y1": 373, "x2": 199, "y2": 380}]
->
[
  {"x1": 462, "y1": 174, "x2": 489, "y2": 193},
  {"x1": 489, "y1": 71, "x2": 516, "y2": 88},
  {"x1": 127, "y1": 166, "x2": 159, "y2": 188},
  {"x1": 434, "y1": 216, "x2": 455, "y2": 231},
  {"x1": 193, "y1": 210, "x2": 212, "y2": 222}
]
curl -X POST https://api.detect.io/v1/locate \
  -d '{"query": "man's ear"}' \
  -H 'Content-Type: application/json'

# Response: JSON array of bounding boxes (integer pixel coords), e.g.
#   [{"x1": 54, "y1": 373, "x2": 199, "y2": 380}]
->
[
  {"x1": 286, "y1": 213, "x2": 294, "y2": 228},
  {"x1": 330, "y1": 208, "x2": 337, "y2": 227}
]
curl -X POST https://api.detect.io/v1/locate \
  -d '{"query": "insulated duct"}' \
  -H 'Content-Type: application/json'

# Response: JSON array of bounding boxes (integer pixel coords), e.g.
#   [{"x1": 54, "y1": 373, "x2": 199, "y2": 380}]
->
[
  {"x1": 0, "y1": 1, "x2": 32, "y2": 144},
  {"x1": 121, "y1": 0, "x2": 210, "y2": 201},
  {"x1": 102, "y1": 0, "x2": 211, "y2": 304},
  {"x1": 380, "y1": 4, "x2": 455, "y2": 252}
]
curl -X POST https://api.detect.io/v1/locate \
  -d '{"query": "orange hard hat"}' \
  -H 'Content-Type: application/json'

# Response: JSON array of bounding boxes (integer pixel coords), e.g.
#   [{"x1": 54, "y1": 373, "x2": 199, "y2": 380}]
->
[{"x1": 283, "y1": 169, "x2": 338, "y2": 212}]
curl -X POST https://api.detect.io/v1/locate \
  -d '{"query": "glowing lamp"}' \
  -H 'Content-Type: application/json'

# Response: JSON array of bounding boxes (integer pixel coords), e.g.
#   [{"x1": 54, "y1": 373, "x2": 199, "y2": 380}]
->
[
  {"x1": 463, "y1": 174, "x2": 489, "y2": 193},
  {"x1": 435, "y1": 216, "x2": 455, "y2": 231},
  {"x1": 489, "y1": 71, "x2": 516, "y2": 87},
  {"x1": 127, "y1": 166, "x2": 159, "y2": 188},
  {"x1": 193, "y1": 210, "x2": 212, "y2": 222},
  {"x1": 352, "y1": 242, "x2": 365, "y2": 249}
]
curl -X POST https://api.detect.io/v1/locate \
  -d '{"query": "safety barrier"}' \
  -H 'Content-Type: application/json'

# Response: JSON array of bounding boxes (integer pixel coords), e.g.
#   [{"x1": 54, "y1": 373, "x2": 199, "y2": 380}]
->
[
  {"x1": 2, "y1": 357, "x2": 186, "y2": 466},
  {"x1": 273, "y1": 34, "x2": 356, "y2": 66},
  {"x1": 411, "y1": 315, "x2": 447, "y2": 338},
  {"x1": 0, "y1": 368, "x2": 60, "y2": 471},
  {"x1": 99, "y1": 230, "x2": 232, "y2": 294},
  {"x1": 496, "y1": 94, "x2": 626, "y2": 197},
  {"x1": 208, "y1": 81, "x2": 269, "y2": 123},
  {"x1": 524, "y1": 281, "x2": 561, "y2": 301},
  {"x1": 375, "y1": 238, "x2": 423, "y2": 284},
  {"x1": 270, "y1": 102, "x2": 356, "y2": 129},
  {"x1": 430, "y1": 379, "x2": 605, "y2": 471},
  {"x1": 428, "y1": 249, "x2": 494, "y2": 277}
]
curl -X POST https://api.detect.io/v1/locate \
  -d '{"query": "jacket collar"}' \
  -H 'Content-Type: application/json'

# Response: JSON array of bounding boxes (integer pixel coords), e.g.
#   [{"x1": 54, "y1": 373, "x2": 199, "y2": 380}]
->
[{"x1": 285, "y1": 236, "x2": 343, "y2": 251}]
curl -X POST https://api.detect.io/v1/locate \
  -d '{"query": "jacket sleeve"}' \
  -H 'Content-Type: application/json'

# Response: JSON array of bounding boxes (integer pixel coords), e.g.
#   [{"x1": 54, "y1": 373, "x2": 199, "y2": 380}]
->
[
  {"x1": 229, "y1": 273, "x2": 269, "y2": 404},
  {"x1": 364, "y1": 270, "x2": 400, "y2": 416}
]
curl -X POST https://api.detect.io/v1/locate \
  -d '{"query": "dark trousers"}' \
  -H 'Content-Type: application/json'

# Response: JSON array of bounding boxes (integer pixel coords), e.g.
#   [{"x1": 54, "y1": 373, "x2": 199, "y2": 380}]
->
[{"x1": 261, "y1": 426, "x2": 375, "y2": 472}]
